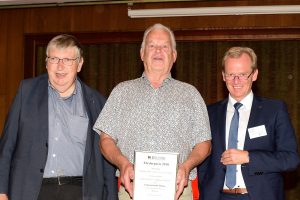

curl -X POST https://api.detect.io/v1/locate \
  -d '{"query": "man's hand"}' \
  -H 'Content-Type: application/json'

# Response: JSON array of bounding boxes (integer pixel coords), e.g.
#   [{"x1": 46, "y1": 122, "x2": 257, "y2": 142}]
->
[
  {"x1": 174, "y1": 140, "x2": 211, "y2": 199},
  {"x1": 100, "y1": 132, "x2": 135, "y2": 197},
  {"x1": 0, "y1": 194, "x2": 8, "y2": 200},
  {"x1": 119, "y1": 161, "x2": 135, "y2": 198},
  {"x1": 175, "y1": 164, "x2": 189, "y2": 200},
  {"x1": 221, "y1": 149, "x2": 249, "y2": 165}
]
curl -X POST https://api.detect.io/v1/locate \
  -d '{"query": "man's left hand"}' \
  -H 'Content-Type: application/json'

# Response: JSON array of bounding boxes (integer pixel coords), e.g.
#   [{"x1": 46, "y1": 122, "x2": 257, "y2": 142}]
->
[
  {"x1": 175, "y1": 164, "x2": 189, "y2": 200},
  {"x1": 221, "y1": 149, "x2": 249, "y2": 165}
]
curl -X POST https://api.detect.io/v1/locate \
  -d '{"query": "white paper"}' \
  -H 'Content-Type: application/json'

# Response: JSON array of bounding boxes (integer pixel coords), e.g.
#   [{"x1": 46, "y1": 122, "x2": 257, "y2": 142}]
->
[
  {"x1": 133, "y1": 151, "x2": 179, "y2": 200},
  {"x1": 248, "y1": 125, "x2": 267, "y2": 139}
]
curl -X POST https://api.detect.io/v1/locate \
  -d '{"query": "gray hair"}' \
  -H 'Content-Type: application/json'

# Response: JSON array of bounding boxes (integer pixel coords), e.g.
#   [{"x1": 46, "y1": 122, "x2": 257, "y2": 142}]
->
[
  {"x1": 222, "y1": 47, "x2": 257, "y2": 71},
  {"x1": 46, "y1": 34, "x2": 83, "y2": 59},
  {"x1": 141, "y1": 23, "x2": 176, "y2": 51}
]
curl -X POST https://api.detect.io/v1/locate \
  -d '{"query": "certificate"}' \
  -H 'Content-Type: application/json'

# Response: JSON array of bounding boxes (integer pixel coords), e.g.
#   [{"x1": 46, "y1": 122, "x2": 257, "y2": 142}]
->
[{"x1": 133, "y1": 151, "x2": 179, "y2": 200}]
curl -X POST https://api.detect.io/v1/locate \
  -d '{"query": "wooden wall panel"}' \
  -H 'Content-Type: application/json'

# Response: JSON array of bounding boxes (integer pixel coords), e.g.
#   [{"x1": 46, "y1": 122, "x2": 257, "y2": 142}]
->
[
  {"x1": 6, "y1": 10, "x2": 24, "y2": 102},
  {"x1": 0, "y1": 95, "x2": 6, "y2": 132},
  {"x1": 0, "y1": 0, "x2": 299, "y2": 145},
  {"x1": 0, "y1": 10, "x2": 8, "y2": 95},
  {"x1": 0, "y1": 1, "x2": 299, "y2": 198},
  {"x1": 0, "y1": 1, "x2": 299, "y2": 136},
  {"x1": 0, "y1": 10, "x2": 8, "y2": 132}
]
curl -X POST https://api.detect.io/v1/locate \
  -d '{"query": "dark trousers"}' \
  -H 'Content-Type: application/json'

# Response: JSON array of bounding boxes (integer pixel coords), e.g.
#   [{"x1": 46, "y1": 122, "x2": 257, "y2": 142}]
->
[
  {"x1": 37, "y1": 177, "x2": 82, "y2": 200},
  {"x1": 221, "y1": 193, "x2": 250, "y2": 200}
]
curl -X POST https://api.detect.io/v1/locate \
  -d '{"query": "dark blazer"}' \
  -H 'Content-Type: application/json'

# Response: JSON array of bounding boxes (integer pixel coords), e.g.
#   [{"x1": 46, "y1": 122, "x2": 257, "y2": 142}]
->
[
  {"x1": 198, "y1": 95, "x2": 300, "y2": 200},
  {"x1": 0, "y1": 74, "x2": 118, "y2": 200}
]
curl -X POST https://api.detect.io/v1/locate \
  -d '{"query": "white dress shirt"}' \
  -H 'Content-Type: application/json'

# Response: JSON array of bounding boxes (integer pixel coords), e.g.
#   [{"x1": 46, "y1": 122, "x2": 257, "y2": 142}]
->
[{"x1": 223, "y1": 91, "x2": 253, "y2": 189}]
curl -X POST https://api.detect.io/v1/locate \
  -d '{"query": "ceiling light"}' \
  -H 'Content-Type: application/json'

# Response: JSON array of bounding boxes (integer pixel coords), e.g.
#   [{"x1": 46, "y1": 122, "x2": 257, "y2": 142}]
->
[{"x1": 128, "y1": 5, "x2": 300, "y2": 18}]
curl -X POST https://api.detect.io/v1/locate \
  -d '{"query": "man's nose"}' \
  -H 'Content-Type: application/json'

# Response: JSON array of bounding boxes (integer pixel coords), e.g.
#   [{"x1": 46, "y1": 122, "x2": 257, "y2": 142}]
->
[
  {"x1": 57, "y1": 59, "x2": 65, "y2": 69},
  {"x1": 232, "y1": 76, "x2": 241, "y2": 83},
  {"x1": 155, "y1": 45, "x2": 163, "y2": 51}
]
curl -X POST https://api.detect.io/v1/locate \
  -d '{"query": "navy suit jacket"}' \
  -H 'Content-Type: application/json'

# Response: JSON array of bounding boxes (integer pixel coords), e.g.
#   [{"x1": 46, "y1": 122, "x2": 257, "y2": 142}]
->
[
  {"x1": 198, "y1": 96, "x2": 299, "y2": 200},
  {"x1": 0, "y1": 74, "x2": 118, "y2": 200}
]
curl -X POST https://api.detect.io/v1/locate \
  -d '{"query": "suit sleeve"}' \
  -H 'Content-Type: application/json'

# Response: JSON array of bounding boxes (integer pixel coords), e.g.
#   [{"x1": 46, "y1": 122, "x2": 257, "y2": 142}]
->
[
  {"x1": 197, "y1": 104, "x2": 214, "y2": 193},
  {"x1": 247, "y1": 101, "x2": 300, "y2": 174},
  {"x1": 0, "y1": 82, "x2": 23, "y2": 194},
  {"x1": 197, "y1": 156, "x2": 211, "y2": 192},
  {"x1": 103, "y1": 158, "x2": 118, "y2": 200},
  {"x1": 91, "y1": 90, "x2": 118, "y2": 200}
]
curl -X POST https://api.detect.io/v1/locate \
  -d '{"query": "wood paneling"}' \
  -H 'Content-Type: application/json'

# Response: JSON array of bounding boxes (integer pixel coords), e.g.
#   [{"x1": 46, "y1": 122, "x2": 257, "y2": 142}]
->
[
  {"x1": 0, "y1": 1, "x2": 300, "y2": 198},
  {"x1": 0, "y1": 1, "x2": 299, "y2": 140},
  {"x1": 0, "y1": 10, "x2": 7, "y2": 95},
  {"x1": 1, "y1": 0, "x2": 300, "y2": 154},
  {"x1": 0, "y1": 10, "x2": 8, "y2": 130}
]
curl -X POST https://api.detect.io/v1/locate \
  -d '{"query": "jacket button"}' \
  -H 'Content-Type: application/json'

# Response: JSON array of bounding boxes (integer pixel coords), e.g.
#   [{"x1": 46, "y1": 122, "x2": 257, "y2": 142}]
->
[{"x1": 40, "y1": 169, "x2": 44, "y2": 173}]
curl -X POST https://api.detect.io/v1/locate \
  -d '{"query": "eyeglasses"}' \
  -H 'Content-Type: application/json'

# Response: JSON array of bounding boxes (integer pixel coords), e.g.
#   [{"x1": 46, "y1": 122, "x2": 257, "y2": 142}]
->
[
  {"x1": 146, "y1": 43, "x2": 171, "y2": 52},
  {"x1": 46, "y1": 57, "x2": 79, "y2": 66},
  {"x1": 224, "y1": 71, "x2": 254, "y2": 81}
]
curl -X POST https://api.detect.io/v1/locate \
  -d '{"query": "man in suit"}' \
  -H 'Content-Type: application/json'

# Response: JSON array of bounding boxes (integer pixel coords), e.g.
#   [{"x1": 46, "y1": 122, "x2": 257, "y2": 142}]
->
[
  {"x1": 0, "y1": 34, "x2": 118, "y2": 200},
  {"x1": 198, "y1": 46, "x2": 300, "y2": 200}
]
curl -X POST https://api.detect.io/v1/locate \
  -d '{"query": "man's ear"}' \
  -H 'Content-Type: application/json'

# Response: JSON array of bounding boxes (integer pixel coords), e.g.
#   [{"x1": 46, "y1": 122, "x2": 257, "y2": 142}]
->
[
  {"x1": 140, "y1": 48, "x2": 144, "y2": 61},
  {"x1": 77, "y1": 58, "x2": 84, "y2": 72},
  {"x1": 252, "y1": 69, "x2": 258, "y2": 81},
  {"x1": 172, "y1": 50, "x2": 177, "y2": 63},
  {"x1": 222, "y1": 71, "x2": 226, "y2": 82}
]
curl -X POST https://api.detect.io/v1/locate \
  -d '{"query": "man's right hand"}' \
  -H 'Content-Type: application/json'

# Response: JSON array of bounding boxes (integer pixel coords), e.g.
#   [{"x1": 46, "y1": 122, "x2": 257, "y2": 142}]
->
[
  {"x1": 0, "y1": 194, "x2": 8, "y2": 200},
  {"x1": 99, "y1": 132, "x2": 135, "y2": 197}
]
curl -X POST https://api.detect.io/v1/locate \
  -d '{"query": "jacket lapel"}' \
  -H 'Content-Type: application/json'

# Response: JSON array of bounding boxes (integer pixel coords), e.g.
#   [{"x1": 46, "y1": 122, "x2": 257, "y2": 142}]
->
[
  {"x1": 80, "y1": 81, "x2": 93, "y2": 175},
  {"x1": 37, "y1": 75, "x2": 49, "y2": 146},
  {"x1": 218, "y1": 99, "x2": 228, "y2": 151},
  {"x1": 244, "y1": 96, "x2": 263, "y2": 150}
]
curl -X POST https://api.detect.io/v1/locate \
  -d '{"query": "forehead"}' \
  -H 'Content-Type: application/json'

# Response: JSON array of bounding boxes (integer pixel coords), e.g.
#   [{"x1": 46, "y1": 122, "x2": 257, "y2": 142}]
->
[
  {"x1": 146, "y1": 29, "x2": 171, "y2": 43},
  {"x1": 225, "y1": 53, "x2": 252, "y2": 71},
  {"x1": 48, "y1": 46, "x2": 78, "y2": 56}
]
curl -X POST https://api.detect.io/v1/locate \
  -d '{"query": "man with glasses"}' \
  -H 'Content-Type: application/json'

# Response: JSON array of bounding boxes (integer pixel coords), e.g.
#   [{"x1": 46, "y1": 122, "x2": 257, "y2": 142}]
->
[
  {"x1": 198, "y1": 46, "x2": 299, "y2": 200},
  {"x1": 0, "y1": 34, "x2": 118, "y2": 200}
]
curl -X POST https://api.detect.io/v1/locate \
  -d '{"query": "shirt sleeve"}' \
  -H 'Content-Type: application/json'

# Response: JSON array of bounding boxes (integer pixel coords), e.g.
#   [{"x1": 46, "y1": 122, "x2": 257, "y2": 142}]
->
[
  {"x1": 93, "y1": 84, "x2": 124, "y2": 142},
  {"x1": 190, "y1": 86, "x2": 212, "y2": 146}
]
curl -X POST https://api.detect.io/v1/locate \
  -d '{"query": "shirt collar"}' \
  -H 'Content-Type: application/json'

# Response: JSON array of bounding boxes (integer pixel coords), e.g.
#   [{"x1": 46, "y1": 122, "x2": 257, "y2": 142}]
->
[
  {"x1": 142, "y1": 72, "x2": 173, "y2": 88},
  {"x1": 48, "y1": 78, "x2": 78, "y2": 99},
  {"x1": 228, "y1": 91, "x2": 253, "y2": 111}
]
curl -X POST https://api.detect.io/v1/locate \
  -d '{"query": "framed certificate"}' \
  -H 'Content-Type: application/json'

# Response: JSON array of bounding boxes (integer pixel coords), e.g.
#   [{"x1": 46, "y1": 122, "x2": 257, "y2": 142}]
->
[{"x1": 133, "y1": 151, "x2": 179, "y2": 200}]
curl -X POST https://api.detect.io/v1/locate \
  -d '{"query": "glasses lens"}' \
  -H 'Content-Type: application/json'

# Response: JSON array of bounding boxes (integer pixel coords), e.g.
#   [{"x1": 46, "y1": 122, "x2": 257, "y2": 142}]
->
[
  {"x1": 225, "y1": 74, "x2": 250, "y2": 81},
  {"x1": 241, "y1": 75, "x2": 248, "y2": 80},
  {"x1": 49, "y1": 57, "x2": 58, "y2": 64},
  {"x1": 47, "y1": 57, "x2": 78, "y2": 65},
  {"x1": 225, "y1": 75, "x2": 234, "y2": 80},
  {"x1": 63, "y1": 58, "x2": 73, "y2": 66}
]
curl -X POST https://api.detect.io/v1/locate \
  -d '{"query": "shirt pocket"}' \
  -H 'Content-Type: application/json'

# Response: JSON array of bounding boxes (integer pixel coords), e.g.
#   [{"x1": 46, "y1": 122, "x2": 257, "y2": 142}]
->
[{"x1": 68, "y1": 115, "x2": 89, "y2": 144}]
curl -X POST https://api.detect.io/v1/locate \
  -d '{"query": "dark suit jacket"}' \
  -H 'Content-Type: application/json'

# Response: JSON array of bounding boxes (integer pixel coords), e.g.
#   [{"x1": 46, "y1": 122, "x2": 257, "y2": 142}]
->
[
  {"x1": 198, "y1": 96, "x2": 300, "y2": 200},
  {"x1": 0, "y1": 74, "x2": 118, "y2": 200}
]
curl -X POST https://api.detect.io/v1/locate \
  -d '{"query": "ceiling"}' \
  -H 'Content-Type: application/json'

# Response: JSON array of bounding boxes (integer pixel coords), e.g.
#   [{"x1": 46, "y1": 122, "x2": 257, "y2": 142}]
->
[
  {"x1": 0, "y1": 0, "x2": 294, "y2": 10},
  {"x1": 0, "y1": 0, "x2": 120, "y2": 6},
  {"x1": 0, "y1": 0, "x2": 201, "y2": 7},
  {"x1": 0, "y1": 0, "x2": 107, "y2": 4}
]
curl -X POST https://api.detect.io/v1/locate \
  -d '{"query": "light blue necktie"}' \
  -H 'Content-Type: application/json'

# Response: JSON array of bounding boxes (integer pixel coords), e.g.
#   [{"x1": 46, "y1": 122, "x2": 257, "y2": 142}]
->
[{"x1": 226, "y1": 102, "x2": 243, "y2": 189}]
